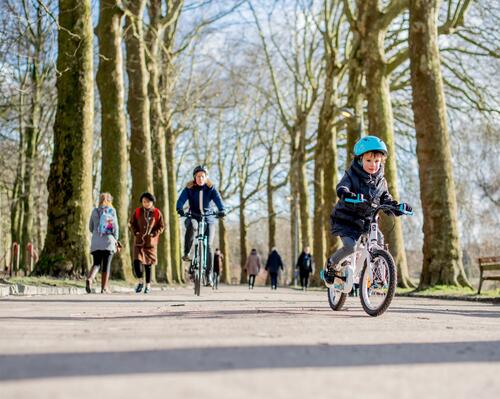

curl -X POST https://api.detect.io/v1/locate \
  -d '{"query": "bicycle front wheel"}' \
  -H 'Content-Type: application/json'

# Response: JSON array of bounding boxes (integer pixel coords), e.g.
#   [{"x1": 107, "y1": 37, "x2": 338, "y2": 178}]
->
[
  {"x1": 359, "y1": 249, "x2": 396, "y2": 317},
  {"x1": 327, "y1": 286, "x2": 347, "y2": 311},
  {"x1": 195, "y1": 241, "x2": 205, "y2": 296}
]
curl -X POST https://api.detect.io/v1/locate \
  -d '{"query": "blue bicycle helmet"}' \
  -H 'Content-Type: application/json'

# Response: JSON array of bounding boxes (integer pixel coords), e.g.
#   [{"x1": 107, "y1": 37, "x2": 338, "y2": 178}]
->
[{"x1": 353, "y1": 136, "x2": 388, "y2": 156}]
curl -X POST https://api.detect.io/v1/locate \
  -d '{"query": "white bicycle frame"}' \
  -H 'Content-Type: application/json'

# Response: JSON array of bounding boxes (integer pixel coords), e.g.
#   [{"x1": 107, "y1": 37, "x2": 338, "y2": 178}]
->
[{"x1": 336, "y1": 220, "x2": 384, "y2": 294}]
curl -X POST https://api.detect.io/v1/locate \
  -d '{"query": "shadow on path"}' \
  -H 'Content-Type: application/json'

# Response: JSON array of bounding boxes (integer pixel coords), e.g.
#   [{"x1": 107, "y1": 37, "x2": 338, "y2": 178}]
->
[{"x1": 0, "y1": 341, "x2": 499, "y2": 381}]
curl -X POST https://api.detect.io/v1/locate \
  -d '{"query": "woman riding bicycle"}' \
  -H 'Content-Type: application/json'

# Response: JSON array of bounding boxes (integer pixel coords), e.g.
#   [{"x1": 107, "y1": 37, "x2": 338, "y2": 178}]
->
[
  {"x1": 324, "y1": 136, "x2": 412, "y2": 285},
  {"x1": 176, "y1": 165, "x2": 225, "y2": 283}
]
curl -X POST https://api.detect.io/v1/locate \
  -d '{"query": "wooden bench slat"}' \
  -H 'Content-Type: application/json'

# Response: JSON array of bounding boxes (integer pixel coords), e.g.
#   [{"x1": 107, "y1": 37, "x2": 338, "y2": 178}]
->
[
  {"x1": 479, "y1": 256, "x2": 500, "y2": 264},
  {"x1": 480, "y1": 264, "x2": 500, "y2": 271},
  {"x1": 477, "y1": 255, "x2": 500, "y2": 294}
]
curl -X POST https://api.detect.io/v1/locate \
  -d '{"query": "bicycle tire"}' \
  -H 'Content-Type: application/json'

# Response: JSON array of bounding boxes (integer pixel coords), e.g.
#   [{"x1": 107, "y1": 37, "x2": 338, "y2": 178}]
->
[
  {"x1": 196, "y1": 239, "x2": 204, "y2": 296},
  {"x1": 359, "y1": 249, "x2": 396, "y2": 317},
  {"x1": 327, "y1": 286, "x2": 347, "y2": 311}
]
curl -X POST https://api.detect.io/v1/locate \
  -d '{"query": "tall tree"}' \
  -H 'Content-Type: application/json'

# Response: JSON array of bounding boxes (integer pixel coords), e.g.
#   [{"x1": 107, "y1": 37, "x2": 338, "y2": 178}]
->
[
  {"x1": 96, "y1": 0, "x2": 132, "y2": 280},
  {"x1": 37, "y1": 0, "x2": 93, "y2": 276},
  {"x1": 124, "y1": 0, "x2": 154, "y2": 212},
  {"x1": 145, "y1": 0, "x2": 183, "y2": 283},
  {"x1": 354, "y1": 0, "x2": 414, "y2": 287},
  {"x1": 409, "y1": 0, "x2": 470, "y2": 288},
  {"x1": 161, "y1": 1, "x2": 184, "y2": 284},
  {"x1": 312, "y1": 0, "x2": 348, "y2": 284},
  {"x1": 235, "y1": 122, "x2": 266, "y2": 284},
  {"x1": 251, "y1": 2, "x2": 320, "y2": 272}
]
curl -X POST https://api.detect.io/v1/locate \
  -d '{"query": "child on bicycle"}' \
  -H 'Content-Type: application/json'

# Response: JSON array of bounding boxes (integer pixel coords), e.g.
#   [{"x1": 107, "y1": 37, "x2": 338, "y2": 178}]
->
[
  {"x1": 324, "y1": 136, "x2": 412, "y2": 286},
  {"x1": 176, "y1": 165, "x2": 225, "y2": 284}
]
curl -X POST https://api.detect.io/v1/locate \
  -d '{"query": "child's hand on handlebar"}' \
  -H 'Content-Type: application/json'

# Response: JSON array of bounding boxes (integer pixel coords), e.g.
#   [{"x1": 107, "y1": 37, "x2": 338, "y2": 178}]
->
[
  {"x1": 394, "y1": 202, "x2": 413, "y2": 216},
  {"x1": 342, "y1": 192, "x2": 359, "y2": 201}
]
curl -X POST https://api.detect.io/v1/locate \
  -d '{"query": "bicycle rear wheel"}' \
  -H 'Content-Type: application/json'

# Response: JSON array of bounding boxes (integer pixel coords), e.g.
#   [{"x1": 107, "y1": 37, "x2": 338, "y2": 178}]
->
[{"x1": 359, "y1": 249, "x2": 396, "y2": 316}]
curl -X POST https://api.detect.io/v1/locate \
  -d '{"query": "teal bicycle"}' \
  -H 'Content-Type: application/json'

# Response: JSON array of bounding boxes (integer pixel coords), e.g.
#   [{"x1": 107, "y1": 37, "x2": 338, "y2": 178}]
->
[{"x1": 183, "y1": 210, "x2": 222, "y2": 296}]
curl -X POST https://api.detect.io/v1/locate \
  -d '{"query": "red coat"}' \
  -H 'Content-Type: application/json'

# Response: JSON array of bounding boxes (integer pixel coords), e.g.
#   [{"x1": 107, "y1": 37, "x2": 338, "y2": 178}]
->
[{"x1": 128, "y1": 207, "x2": 165, "y2": 265}]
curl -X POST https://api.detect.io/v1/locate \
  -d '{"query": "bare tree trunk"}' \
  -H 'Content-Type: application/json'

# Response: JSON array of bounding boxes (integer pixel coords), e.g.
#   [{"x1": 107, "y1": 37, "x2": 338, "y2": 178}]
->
[
  {"x1": 12, "y1": 82, "x2": 26, "y2": 255},
  {"x1": 289, "y1": 140, "x2": 301, "y2": 284},
  {"x1": 358, "y1": 0, "x2": 413, "y2": 288},
  {"x1": 218, "y1": 218, "x2": 231, "y2": 284},
  {"x1": 312, "y1": 139, "x2": 325, "y2": 284},
  {"x1": 239, "y1": 198, "x2": 248, "y2": 284},
  {"x1": 21, "y1": 67, "x2": 40, "y2": 274},
  {"x1": 345, "y1": 35, "x2": 363, "y2": 167},
  {"x1": 37, "y1": 0, "x2": 93, "y2": 276},
  {"x1": 409, "y1": 0, "x2": 470, "y2": 288},
  {"x1": 146, "y1": 0, "x2": 171, "y2": 283},
  {"x1": 96, "y1": 0, "x2": 132, "y2": 280},
  {"x1": 266, "y1": 168, "x2": 277, "y2": 253},
  {"x1": 124, "y1": 0, "x2": 154, "y2": 206},
  {"x1": 297, "y1": 122, "x2": 312, "y2": 252},
  {"x1": 166, "y1": 131, "x2": 183, "y2": 283}
]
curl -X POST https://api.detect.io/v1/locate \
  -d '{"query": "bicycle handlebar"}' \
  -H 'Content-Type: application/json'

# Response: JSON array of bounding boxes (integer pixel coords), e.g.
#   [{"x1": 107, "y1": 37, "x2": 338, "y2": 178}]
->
[
  {"x1": 181, "y1": 210, "x2": 224, "y2": 219},
  {"x1": 345, "y1": 195, "x2": 413, "y2": 217}
]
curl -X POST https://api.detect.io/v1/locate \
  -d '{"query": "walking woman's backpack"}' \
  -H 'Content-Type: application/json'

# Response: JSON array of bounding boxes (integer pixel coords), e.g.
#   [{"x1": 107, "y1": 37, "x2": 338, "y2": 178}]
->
[{"x1": 98, "y1": 207, "x2": 116, "y2": 236}]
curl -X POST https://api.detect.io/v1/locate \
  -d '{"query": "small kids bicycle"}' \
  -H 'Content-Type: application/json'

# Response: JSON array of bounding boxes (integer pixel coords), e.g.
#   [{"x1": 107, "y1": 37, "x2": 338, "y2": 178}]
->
[{"x1": 322, "y1": 195, "x2": 413, "y2": 316}]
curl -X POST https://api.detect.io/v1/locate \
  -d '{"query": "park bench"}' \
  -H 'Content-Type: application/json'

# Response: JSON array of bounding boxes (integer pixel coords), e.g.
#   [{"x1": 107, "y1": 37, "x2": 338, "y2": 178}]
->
[{"x1": 477, "y1": 256, "x2": 500, "y2": 294}]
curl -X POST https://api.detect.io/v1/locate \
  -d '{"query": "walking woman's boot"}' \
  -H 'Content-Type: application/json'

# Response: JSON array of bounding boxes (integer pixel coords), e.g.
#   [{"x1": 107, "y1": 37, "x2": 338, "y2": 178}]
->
[
  {"x1": 101, "y1": 272, "x2": 111, "y2": 294},
  {"x1": 86, "y1": 266, "x2": 99, "y2": 293}
]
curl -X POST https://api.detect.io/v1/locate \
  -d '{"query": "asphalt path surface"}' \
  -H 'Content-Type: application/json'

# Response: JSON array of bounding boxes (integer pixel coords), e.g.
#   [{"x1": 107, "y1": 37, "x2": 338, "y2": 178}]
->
[{"x1": 1, "y1": 286, "x2": 499, "y2": 398}]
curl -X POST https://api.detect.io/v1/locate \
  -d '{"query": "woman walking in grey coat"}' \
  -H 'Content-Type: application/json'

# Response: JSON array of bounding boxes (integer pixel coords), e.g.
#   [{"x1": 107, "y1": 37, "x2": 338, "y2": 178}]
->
[{"x1": 86, "y1": 193, "x2": 119, "y2": 293}]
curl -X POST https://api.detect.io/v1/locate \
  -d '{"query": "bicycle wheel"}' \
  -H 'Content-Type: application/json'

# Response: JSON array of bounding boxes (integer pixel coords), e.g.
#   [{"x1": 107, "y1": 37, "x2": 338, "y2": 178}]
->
[
  {"x1": 359, "y1": 249, "x2": 396, "y2": 317},
  {"x1": 327, "y1": 286, "x2": 347, "y2": 311},
  {"x1": 195, "y1": 240, "x2": 204, "y2": 296}
]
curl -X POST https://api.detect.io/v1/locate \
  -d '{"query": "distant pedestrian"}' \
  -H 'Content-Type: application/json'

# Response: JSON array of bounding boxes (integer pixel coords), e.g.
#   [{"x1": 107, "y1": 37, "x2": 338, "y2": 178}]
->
[
  {"x1": 213, "y1": 248, "x2": 224, "y2": 290},
  {"x1": 86, "y1": 193, "x2": 119, "y2": 294},
  {"x1": 265, "y1": 247, "x2": 284, "y2": 290},
  {"x1": 245, "y1": 248, "x2": 262, "y2": 289},
  {"x1": 296, "y1": 246, "x2": 313, "y2": 291}
]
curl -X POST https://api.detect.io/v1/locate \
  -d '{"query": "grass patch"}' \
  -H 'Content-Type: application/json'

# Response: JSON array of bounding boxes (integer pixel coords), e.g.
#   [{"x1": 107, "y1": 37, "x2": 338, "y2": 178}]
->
[
  {"x1": 401, "y1": 284, "x2": 500, "y2": 299},
  {"x1": 1, "y1": 276, "x2": 134, "y2": 289}
]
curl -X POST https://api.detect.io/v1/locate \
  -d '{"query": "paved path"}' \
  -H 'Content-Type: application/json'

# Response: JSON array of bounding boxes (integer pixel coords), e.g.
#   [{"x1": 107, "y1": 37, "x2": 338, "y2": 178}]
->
[{"x1": 1, "y1": 286, "x2": 499, "y2": 398}]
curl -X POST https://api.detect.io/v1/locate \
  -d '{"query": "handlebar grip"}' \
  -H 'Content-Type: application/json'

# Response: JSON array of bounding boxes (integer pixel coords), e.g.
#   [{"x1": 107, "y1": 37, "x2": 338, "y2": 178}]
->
[
  {"x1": 345, "y1": 194, "x2": 366, "y2": 204},
  {"x1": 398, "y1": 204, "x2": 414, "y2": 216}
]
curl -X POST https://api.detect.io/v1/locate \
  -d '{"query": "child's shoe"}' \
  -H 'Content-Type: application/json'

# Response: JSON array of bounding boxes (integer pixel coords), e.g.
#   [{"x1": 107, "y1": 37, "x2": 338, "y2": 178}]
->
[{"x1": 135, "y1": 283, "x2": 144, "y2": 293}]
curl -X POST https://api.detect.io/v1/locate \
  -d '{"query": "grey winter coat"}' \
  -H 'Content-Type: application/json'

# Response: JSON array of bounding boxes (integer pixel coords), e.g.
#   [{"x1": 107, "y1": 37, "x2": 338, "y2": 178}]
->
[{"x1": 89, "y1": 207, "x2": 119, "y2": 253}]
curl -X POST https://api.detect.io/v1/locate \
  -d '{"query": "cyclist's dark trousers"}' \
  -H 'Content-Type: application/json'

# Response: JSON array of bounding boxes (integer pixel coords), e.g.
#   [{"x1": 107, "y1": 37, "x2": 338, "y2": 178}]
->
[
  {"x1": 270, "y1": 272, "x2": 278, "y2": 289},
  {"x1": 248, "y1": 274, "x2": 256, "y2": 288},
  {"x1": 329, "y1": 236, "x2": 357, "y2": 266},
  {"x1": 300, "y1": 272, "x2": 310, "y2": 289},
  {"x1": 184, "y1": 218, "x2": 216, "y2": 276},
  {"x1": 91, "y1": 250, "x2": 113, "y2": 274},
  {"x1": 133, "y1": 260, "x2": 152, "y2": 284}
]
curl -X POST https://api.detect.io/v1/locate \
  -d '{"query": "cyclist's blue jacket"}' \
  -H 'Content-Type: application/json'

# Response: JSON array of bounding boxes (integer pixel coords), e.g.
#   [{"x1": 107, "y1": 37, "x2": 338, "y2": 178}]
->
[
  {"x1": 330, "y1": 160, "x2": 395, "y2": 240},
  {"x1": 176, "y1": 179, "x2": 225, "y2": 224}
]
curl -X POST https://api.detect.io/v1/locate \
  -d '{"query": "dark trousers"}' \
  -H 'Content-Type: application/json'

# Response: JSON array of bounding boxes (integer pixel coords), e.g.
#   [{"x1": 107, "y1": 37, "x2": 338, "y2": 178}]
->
[
  {"x1": 184, "y1": 218, "x2": 216, "y2": 276},
  {"x1": 248, "y1": 274, "x2": 256, "y2": 288},
  {"x1": 270, "y1": 272, "x2": 278, "y2": 289},
  {"x1": 300, "y1": 273, "x2": 310, "y2": 289},
  {"x1": 133, "y1": 260, "x2": 152, "y2": 284},
  {"x1": 91, "y1": 250, "x2": 113, "y2": 274}
]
